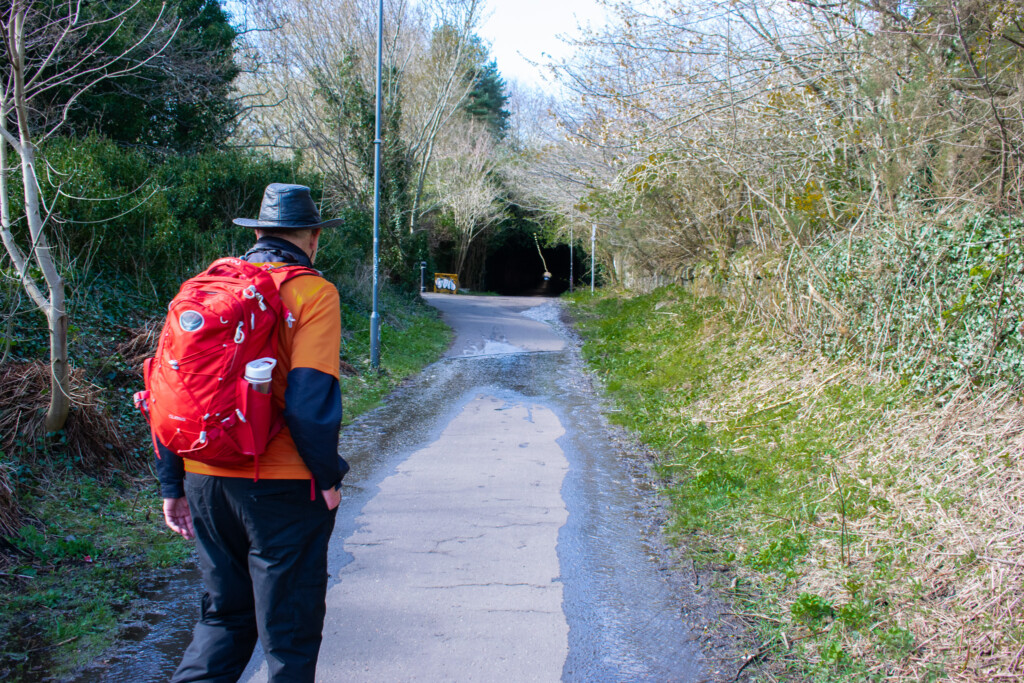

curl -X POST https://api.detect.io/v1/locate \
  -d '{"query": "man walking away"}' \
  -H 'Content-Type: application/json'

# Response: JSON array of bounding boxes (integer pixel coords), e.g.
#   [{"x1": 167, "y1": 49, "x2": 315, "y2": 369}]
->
[{"x1": 155, "y1": 184, "x2": 349, "y2": 682}]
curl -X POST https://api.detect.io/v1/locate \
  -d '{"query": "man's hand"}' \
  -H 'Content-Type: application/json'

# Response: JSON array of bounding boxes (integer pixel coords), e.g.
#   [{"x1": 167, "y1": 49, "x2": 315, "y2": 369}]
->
[
  {"x1": 321, "y1": 487, "x2": 341, "y2": 511},
  {"x1": 163, "y1": 497, "x2": 195, "y2": 540}
]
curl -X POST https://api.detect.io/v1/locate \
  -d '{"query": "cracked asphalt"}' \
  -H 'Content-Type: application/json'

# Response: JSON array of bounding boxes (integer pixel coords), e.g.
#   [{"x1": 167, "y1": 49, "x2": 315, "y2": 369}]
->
[{"x1": 320, "y1": 394, "x2": 569, "y2": 680}]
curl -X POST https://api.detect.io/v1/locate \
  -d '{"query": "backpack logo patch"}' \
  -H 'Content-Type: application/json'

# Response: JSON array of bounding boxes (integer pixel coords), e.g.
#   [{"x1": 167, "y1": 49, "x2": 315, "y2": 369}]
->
[{"x1": 178, "y1": 310, "x2": 205, "y2": 332}]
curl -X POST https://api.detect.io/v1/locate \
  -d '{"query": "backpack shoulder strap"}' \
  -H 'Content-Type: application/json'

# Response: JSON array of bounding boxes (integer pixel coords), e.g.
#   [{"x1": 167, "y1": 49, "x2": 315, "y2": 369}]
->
[
  {"x1": 263, "y1": 263, "x2": 321, "y2": 290},
  {"x1": 203, "y1": 256, "x2": 258, "y2": 278},
  {"x1": 263, "y1": 265, "x2": 322, "y2": 331}
]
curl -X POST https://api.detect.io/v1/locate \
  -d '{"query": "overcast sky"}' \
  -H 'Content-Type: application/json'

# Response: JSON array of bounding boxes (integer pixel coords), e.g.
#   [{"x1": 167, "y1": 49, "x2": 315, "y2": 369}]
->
[{"x1": 476, "y1": 0, "x2": 607, "y2": 92}]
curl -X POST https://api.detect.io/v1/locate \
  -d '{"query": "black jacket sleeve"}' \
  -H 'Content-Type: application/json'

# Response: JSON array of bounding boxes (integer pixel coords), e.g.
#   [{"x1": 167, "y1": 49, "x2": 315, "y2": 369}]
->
[
  {"x1": 283, "y1": 367, "x2": 349, "y2": 490},
  {"x1": 154, "y1": 437, "x2": 186, "y2": 499}
]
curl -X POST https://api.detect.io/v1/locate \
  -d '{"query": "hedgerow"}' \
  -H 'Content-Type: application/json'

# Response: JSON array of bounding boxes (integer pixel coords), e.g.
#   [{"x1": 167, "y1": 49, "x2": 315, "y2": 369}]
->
[
  {"x1": 711, "y1": 213, "x2": 1024, "y2": 394},
  {"x1": 809, "y1": 214, "x2": 1024, "y2": 391}
]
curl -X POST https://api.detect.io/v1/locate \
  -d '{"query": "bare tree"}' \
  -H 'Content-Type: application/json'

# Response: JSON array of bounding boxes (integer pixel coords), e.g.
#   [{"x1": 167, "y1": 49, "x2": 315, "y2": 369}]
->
[
  {"x1": 525, "y1": 0, "x2": 1024, "y2": 287},
  {"x1": 236, "y1": 0, "x2": 485, "y2": 235},
  {"x1": 0, "y1": 1, "x2": 175, "y2": 431},
  {"x1": 404, "y1": 0, "x2": 486, "y2": 233},
  {"x1": 511, "y1": 0, "x2": 880, "y2": 286},
  {"x1": 431, "y1": 119, "x2": 505, "y2": 277}
]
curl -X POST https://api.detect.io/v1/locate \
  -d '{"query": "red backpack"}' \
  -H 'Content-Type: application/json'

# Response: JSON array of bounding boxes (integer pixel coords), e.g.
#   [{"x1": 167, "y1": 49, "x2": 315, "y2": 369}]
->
[{"x1": 134, "y1": 257, "x2": 316, "y2": 475}]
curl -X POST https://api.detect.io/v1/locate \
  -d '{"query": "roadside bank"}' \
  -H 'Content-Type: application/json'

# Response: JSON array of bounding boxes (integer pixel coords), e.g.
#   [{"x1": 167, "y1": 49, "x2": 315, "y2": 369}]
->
[{"x1": 568, "y1": 287, "x2": 1024, "y2": 682}]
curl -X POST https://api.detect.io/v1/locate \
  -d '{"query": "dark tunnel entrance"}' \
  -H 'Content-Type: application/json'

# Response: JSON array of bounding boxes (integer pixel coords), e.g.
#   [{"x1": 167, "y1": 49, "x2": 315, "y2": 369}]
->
[{"x1": 483, "y1": 235, "x2": 586, "y2": 296}]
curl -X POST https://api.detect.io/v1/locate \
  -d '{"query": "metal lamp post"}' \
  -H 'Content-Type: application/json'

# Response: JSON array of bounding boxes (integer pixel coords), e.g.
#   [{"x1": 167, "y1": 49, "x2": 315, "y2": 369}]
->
[
  {"x1": 369, "y1": 0, "x2": 383, "y2": 369},
  {"x1": 569, "y1": 225, "x2": 574, "y2": 293},
  {"x1": 420, "y1": 261, "x2": 426, "y2": 293},
  {"x1": 590, "y1": 224, "x2": 596, "y2": 294}
]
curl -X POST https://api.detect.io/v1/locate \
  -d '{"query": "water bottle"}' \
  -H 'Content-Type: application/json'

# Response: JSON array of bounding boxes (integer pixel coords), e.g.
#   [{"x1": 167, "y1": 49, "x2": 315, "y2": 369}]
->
[{"x1": 244, "y1": 357, "x2": 277, "y2": 394}]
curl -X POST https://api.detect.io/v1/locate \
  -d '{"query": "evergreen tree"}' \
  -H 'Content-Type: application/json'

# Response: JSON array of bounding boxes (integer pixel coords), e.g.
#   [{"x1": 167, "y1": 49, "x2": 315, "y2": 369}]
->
[
  {"x1": 464, "y1": 59, "x2": 510, "y2": 138},
  {"x1": 52, "y1": 0, "x2": 239, "y2": 153}
]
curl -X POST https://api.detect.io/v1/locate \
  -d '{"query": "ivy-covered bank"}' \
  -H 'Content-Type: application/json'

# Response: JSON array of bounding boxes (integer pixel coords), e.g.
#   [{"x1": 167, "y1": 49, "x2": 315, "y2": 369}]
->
[
  {"x1": 714, "y1": 214, "x2": 1024, "y2": 394},
  {"x1": 569, "y1": 287, "x2": 1024, "y2": 682},
  {"x1": 0, "y1": 279, "x2": 450, "y2": 680}
]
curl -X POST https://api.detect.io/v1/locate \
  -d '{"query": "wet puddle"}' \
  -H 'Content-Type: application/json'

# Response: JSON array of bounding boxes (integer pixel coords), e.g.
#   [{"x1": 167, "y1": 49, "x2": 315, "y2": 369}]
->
[{"x1": 71, "y1": 567, "x2": 201, "y2": 682}]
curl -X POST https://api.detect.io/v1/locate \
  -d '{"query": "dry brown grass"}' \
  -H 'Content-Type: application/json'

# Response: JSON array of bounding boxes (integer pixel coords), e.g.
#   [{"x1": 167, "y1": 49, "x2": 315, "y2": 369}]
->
[
  {"x1": 115, "y1": 319, "x2": 161, "y2": 374},
  {"x1": 679, "y1": 234, "x2": 1024, "y2": 678},
  {"x1": 841, "y1": 385, "x2": 1024, "y2": 681},
  {"x1": 686, "y1": 336, "x2": 1024, "y2": 680},
  {"x1": 0, "y1": 360, "x2": 137, "y2": 537}
]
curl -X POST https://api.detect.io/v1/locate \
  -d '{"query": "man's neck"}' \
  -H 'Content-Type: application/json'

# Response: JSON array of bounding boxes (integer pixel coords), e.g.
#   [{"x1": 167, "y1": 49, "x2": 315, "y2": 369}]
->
[{"x1": 243, "y1": 236, "x2": 313, "y2": 267}]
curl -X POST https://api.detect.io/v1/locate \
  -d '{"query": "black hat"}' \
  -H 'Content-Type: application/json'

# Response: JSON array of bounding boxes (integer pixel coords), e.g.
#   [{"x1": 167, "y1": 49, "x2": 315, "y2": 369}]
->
[{"x1": 232, "y1": 184, "x2": 343, "y2": 229}]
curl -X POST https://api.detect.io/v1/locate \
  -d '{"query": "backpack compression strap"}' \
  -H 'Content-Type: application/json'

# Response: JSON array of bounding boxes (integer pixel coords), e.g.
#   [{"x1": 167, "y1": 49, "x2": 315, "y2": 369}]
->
[{"x1": 261, "y1": 263, "x2": 322, "y2": 495}]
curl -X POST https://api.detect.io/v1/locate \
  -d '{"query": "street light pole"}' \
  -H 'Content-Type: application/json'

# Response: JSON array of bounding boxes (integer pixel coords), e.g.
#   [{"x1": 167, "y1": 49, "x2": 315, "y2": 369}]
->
[
  {"x1": 590, "y1": 224, "x2": 596, "y2": 294},
  {"x1": 420, "y1": 261, "x2": 426, "y2": 294},
  {"x1": 569, "y1": 225, "x2": 574, "y2": 293},
  {"x1": 369, "y1": 0, "x2": 383, "y2": 369}
]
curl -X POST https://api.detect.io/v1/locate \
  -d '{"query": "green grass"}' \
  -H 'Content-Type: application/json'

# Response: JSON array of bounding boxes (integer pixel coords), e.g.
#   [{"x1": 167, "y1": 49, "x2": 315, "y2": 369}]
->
[
  {"x1": 337, "y1": 293, "x2": 452, "y2": 420},
  {"x1": 568, "y1": 286, "x2": 921, "y2": 680}
]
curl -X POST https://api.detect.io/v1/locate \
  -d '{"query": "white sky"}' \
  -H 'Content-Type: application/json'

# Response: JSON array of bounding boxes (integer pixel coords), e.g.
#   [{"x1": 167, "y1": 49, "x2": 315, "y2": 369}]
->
[
  {"x1": 226, "y1": 0, "x2": 606, "y2": 94},
  {"x1": 476, "y1": 0, "x2": 607, "y2": 93}
]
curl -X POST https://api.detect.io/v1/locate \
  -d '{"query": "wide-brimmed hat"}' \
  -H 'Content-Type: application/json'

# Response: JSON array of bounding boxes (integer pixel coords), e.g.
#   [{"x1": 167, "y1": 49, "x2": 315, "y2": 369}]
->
[{"x1": 232, "y1": 184, "x2": 344, "y2": 229}]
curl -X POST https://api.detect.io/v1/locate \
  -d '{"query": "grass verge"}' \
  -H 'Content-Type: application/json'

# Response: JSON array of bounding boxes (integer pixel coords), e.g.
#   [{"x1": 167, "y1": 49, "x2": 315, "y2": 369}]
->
[
  {"x1": 0, "y1": 469, "x2": 192, "y2": 679},
  {"x1": 568, "y1": 286, "x2": 1023, "y2": 682},
  {"x1": 0, "y1": 280, "x2": 450, "y2": 680}
]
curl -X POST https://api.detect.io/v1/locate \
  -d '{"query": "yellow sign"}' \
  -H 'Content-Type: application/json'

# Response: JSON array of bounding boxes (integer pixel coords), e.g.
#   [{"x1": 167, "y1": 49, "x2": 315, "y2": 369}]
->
[{"x1": 433, "y1": 273, "x2": 459, "y2": 294}]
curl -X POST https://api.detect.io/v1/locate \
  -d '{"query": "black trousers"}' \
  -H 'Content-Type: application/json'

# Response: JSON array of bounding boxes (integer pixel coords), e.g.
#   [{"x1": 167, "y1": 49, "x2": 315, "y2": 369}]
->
[{"x1": 172, "y1": 474, "x2": 338, "y2": 683}]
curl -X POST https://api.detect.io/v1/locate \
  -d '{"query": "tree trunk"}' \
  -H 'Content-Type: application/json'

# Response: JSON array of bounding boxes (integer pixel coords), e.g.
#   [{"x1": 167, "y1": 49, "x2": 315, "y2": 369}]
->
[
  {"x1": 455, "y1": 236, "x2": 471, "y2": 280},
  {"x1": 22, "y1": 144, "x2": 69, "y2": 432},
  {"x1": 11, "y1": 10, "x2": 69, "y2": 431},
  {"x1": 46, "y1": 292, "x2": 70, "y2": 432}
]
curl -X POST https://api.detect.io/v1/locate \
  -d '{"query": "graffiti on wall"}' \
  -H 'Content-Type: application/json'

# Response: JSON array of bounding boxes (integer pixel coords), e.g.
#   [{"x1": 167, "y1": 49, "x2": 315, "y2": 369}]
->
[{"x1": 433, "y1": 273, "x2": 458, "y2": 294}]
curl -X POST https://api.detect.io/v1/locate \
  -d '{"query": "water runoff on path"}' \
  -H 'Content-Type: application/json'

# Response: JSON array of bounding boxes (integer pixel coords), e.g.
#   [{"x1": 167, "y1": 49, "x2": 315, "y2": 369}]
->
[{"x1": 76, "y1": 304, "x2": 705, "y2": 682}]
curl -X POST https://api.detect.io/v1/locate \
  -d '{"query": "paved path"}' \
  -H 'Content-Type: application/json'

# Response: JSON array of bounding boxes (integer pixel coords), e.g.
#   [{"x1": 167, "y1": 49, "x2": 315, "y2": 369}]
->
[
  {"x1": 320, "y1": 295, "x2": 570, "y2": 680},
  {"x1": 242, "y1": 294, "x2": 706, "y2": 682},
  {"x1": 322, "y1": 395, "x2": 568, "y2": 680},
  {"x1": 423, "y1": 294, "x2": 567, "y2": 357}
]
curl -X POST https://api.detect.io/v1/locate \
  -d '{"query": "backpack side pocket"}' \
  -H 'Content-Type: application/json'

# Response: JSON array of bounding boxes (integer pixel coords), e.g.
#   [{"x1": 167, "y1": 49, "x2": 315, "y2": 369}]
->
[{"x1": 235, "y1": 378, "x2": 273, "y2": 458}]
